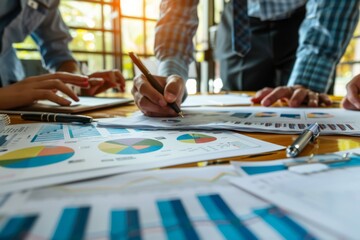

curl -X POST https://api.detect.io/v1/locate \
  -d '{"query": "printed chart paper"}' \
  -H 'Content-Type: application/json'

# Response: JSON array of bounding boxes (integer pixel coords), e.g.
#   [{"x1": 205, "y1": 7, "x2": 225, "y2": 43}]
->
[
  {"x1": 230, "y1": 154, "x2": 360, "y2": 239},
  {"x1": 0, "y1": 122, "x2": 282, "y2": 193},
  {"x1": 231, "y1": 148, "x2": 360, "y2": 176},
  {"x1": 99, "y1": 107, "x2": 360, "y2": 135},
  {"x1": 0, "y1": 166, "x2": 334, "y2": 240}
]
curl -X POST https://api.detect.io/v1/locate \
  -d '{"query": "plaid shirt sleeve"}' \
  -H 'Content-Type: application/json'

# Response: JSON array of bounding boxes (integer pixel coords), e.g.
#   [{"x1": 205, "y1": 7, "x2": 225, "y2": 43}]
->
[
  {"x1": 155, "y1": 0, "x2": 199, "y2": 81},
  {"x1": 287, "y1": 0, "x2": 360, "y2": 93}
]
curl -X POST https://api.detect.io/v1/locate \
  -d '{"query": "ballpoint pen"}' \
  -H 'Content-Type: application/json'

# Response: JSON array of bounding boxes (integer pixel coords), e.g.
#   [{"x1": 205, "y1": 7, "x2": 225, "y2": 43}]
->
[
  {"x1": 286, "y1": 122, "x2": 320, "y2": 158},
  {"x1": 128, "y1": 52, "x2": 184, "y2": 118},
  {"x1": 21, "y1": 113, "x2": 93, "y2": 124}
]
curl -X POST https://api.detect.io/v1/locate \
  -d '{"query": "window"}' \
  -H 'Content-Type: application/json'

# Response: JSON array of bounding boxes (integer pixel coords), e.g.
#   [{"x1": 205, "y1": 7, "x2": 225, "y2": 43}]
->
[{"x1": 14, "y1": 0, "x2": 160, "y2": 84}]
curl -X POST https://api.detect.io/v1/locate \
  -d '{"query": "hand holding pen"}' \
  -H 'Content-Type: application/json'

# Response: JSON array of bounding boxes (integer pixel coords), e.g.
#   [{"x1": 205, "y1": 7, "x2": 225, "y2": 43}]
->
[{"x1": 129, "y1": 52, "x2": 185, "y2": 117}]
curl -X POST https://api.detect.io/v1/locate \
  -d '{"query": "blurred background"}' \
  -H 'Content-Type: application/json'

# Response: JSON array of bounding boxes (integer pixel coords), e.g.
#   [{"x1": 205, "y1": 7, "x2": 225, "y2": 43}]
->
[{"x1": 14, "y1": 0, "x2": 360, "y2": 96}]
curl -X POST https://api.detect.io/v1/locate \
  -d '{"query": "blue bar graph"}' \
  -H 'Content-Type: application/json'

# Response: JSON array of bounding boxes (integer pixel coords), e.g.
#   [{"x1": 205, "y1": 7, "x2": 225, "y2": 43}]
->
[
  {"x1": 240, "y1": 165, "x2": 286, "y2": 175},
  {"x1": 52, "y1": 206, "x2": 90, "y2": 240},
  {"x1": 157, "y1": 199, "x2": 199, "y2": 240},
  {"x1": 31, "y1": 124, "x2": 64, "y2": 142},
  {"x1": 110, "y1": 209, "x2": 141, "y2": 240},
  {"x1": 198, "y1": 194, "x2": 257, "y2": 240},
  {"x1": 68, "y1": 125, "x2": 101, "y2": 139},
  {"x1": 253, "y1": 206, "x2": 316, "y2": 239},
  {"x1": 0, "y1": 214, "x2": 38, "y2": 239}
]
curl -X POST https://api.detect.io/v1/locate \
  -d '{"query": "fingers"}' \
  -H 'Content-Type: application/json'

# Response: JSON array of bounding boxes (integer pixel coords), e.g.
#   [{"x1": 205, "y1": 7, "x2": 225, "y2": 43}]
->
[
  {"x1": 81, "y1": 78, "x2": 104, "y2": 96},
  {"x1": 260, "y1": 86, "x2": 294, "y2": 107},
  {"x1": 164, "y1": 75, "x2": 185, "y2": 106},
  {"x1": 132, "y1": 74, "x2": 184, "y2": 117},
  {"x1": 88, "y1": 70, "x2": 126, "y2": 92},
  {"x1": 133, "y1": 74, "x2": 167, "y2": 106},
  {"x1": 256, "y1": 85, "x2": 330, "y2": 108},
  {"x1": 132, "y1": 89, "x2": 178, "y2": 117},
  {"x1": 30, "y1": 79, "x2": 80, "y2": 102},
  {"x1": 288, "y1": 88, "x2": 309, "y2": 107},
  {"x1": 24, "y1": 72, "x2": 89, "y2": 87},
  {"x1": 344, "y1": 77, "x2": 360, "y2": 109},
  {"x1": 251, "y1": 87, "x2": 274, "y2": 104},
  {"x1": 30, "y1": 89, "x2": 73, "y2": 106}
]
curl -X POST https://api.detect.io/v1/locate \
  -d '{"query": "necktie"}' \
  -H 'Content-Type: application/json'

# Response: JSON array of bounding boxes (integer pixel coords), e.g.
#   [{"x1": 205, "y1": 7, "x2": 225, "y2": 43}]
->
[{"x1": 232, "y1": 0, "x2": 251, "y2": 56}]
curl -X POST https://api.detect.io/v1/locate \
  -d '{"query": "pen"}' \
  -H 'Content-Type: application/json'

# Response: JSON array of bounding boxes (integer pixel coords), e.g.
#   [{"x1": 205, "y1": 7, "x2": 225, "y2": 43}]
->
[
  {"x1": 21, "y1": 113, "x2": 93, "y2": 124},
  {"x1": 286, "y1": 123, "x2": 320, "y2": 158},
  {"x1": 129, "y1": 52, "x2": 184, "y2": 118}
]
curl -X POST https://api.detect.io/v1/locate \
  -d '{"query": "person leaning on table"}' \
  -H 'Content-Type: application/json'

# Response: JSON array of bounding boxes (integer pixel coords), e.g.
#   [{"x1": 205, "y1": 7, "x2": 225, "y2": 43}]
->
[
  {"x1": 0, "y1": 0, "x2": 126, "y2": 98},
  {"x1": 131, "y1": 0, "x2": 359, "y2": 117}
]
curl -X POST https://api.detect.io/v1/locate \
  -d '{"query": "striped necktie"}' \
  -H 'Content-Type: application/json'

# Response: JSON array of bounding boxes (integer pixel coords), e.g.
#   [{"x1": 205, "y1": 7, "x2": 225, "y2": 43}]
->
[{"x1": 232, "y1": 0, "x2": 251, "y2": 56}]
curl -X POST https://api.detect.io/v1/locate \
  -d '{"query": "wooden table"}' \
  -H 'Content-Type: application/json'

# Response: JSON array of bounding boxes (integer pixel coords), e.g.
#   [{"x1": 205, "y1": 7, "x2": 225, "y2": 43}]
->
[{"x1": 8, "y1": 93, "x2": 360, "y2": 167}]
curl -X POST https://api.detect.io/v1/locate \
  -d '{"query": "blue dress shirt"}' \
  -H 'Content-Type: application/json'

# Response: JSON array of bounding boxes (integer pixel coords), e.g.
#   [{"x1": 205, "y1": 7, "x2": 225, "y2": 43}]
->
[
  {"x1": 155, "y1": 0, "x2": 359, "y2": 93},
  {"x1": 0, "y1": 0, "x2": 75, "y2": 86}
]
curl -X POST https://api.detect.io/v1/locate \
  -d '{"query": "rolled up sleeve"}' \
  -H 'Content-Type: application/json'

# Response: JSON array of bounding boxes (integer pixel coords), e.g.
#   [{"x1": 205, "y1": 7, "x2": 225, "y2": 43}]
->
[{"x1": 288, "y1": 0, "x2": 359, "y2": 93}]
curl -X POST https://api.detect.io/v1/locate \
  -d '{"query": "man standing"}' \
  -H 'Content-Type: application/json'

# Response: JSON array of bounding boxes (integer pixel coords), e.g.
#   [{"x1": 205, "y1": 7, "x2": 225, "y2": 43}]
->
[{"x1": 132, "y1": 0, "x2": 359, "y2": 116}]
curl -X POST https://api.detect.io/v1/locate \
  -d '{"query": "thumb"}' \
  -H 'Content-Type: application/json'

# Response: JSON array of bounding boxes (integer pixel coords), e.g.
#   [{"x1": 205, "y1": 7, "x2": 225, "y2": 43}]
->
[{"x1": 164, "y1": 75, "x2": 185, "y2": 103}]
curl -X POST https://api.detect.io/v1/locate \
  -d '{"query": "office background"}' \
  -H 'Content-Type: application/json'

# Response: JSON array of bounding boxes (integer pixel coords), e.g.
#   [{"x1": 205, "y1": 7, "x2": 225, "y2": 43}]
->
[{"x1": 14, "y1": 0, "x2": 360, "y2": 96}]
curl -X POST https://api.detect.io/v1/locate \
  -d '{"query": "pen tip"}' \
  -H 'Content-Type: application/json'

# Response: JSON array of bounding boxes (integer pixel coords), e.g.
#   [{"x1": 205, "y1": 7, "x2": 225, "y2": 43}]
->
[{"x1": 178, "y1": 112, "x2": 184, "y2": 118}]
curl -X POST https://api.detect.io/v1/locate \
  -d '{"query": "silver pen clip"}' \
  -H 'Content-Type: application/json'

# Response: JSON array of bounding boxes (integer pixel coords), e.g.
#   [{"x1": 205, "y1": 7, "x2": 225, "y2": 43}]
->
[{"x1": 286, "y1": 122, "x2": 320, "y2": 158}]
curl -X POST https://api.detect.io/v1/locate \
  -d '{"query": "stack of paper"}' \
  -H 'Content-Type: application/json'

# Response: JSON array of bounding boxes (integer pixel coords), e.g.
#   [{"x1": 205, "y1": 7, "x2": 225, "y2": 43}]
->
[
  {"x1": 0, "y1": 166, "x2": 334, "y2": 239},
  {"x1": 0, "y1": 121, "x2": 283, "y2": 194},
  {"x1": 99, "y1": 107, "x2": 360, "y2": 135}
]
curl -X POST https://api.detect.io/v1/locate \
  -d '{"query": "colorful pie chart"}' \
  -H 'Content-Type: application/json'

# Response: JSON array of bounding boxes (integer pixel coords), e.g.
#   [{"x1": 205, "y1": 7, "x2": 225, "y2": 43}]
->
[
  {"x1": 177, "y1": 133, "x2": 217, "y2": 144},
  {"x1": 307, "y1": 112, "x2": 334, "y2": 118},
  {"x1": 98, "y1": 138, "x2": 163, "y2": 155},
  {"x1": 0, "y1": 146, "x2": 75, "y2": 169}
]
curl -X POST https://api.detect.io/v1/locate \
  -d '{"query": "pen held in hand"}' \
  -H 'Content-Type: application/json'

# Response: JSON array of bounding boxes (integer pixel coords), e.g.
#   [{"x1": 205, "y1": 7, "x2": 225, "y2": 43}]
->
[
  {"x1": 128, "y1": 52, "x2": 184, "y2": 118},
  {"x1": 286, "y1": 122, "x2": 320, "y2": 158}
]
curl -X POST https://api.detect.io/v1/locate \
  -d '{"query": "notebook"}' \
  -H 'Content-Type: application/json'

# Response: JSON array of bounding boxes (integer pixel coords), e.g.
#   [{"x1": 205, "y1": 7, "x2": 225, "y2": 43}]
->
[{"x1": 11, "y1": 96, "x2": 133, "y2": 113}]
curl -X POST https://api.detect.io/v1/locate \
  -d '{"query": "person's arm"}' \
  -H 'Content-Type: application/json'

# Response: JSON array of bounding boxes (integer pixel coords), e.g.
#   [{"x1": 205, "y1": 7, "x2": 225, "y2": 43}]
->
[
  {"x1": 155, "y1": 0, "x2": 199, "y2": 82},
  {"x1": 131, "y1": 0, "x2": 199, "y2": 117},
  {"x1": 252, "y1": 0, "x2": 359, "y2": 107},
  {"x1": 287, "y1": 0, "x2": 359, "y2": 93}
]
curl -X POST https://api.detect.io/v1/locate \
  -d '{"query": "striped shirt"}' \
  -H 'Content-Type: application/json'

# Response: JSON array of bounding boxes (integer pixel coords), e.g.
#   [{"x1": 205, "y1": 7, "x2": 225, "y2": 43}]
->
[{"x1": 155, "y1": 0, "x2": 360, "y2": 93}]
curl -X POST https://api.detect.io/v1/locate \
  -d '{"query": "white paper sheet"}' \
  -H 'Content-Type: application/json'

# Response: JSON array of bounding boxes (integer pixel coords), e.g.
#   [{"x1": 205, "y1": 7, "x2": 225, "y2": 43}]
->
[
  {"x1": 0, "y1": 166, "x2": 334, "y2": 239},
  {"x1": 99, "y1": 107, "x2": 360, "y2": 135},
  {"x1": 230, "y1": 155, "x2": 360, "y2": 239},
  {"x1": 0, "y1": 122, "x2": 283, "y2": 193},
  {"x1": 182, "y1": 94, "x2": 251, "y2": 107}
]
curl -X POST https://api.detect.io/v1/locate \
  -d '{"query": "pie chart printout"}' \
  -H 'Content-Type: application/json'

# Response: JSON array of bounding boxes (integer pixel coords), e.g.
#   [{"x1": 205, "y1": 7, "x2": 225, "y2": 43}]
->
[
  {"x1": 177, "y1": 133, "x2": 217, "y2": 144},
  {"x1": 0, "y1": 146, "x2": 75, "y2": 169},
  {"x1": 99, "y1": 138, "x2": 164, "y2": 155}
]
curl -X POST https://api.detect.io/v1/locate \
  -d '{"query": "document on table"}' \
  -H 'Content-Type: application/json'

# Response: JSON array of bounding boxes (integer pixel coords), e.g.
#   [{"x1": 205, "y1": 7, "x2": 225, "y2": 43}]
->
[
  {"x1": 99, "y1": 107, "x2": 360, "y2": 135},
  {"x1": 12, "y1": 96, "x2": 133, "y2": 113},
  {"x1": 182, "y1": 94, "x2": 251, "y2": 107},
  {"x1": 231, "y1": 148, "x2": 360, "y2": 176},
  {"x1": 230, "y1": 153, "x2": 360, "y2": 239},
  {"x1": 0, "y1": 166, "x2": 334, "y2": 240},
  {"x1": 0, "y1": 121, "x2": 283, "y2": 193}
]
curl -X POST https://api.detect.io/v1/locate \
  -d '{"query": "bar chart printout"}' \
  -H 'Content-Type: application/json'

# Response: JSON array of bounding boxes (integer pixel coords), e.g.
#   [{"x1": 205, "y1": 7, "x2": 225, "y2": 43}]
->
[{"x1": 0, "y1": 189, "x2": 326, "y2": 239}]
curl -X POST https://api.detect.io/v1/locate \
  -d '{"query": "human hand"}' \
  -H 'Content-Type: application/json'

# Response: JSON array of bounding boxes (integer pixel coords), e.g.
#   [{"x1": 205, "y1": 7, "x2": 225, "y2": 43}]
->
[
  {"x1": 132, "y1": 74, "x2": 185, "y2": 117},
  {"x1": 82, "y1": 70, "x2": 126, "y2": 96},
  {"x1": 0, "y1": 72, "x2": 88, "y2": 109},
  {"x1": 251, "y1": 85, "x2": 332, "y2": 107},
  {"x1": 342, "y1": 74, "x2": 360, "y2": 110}
]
